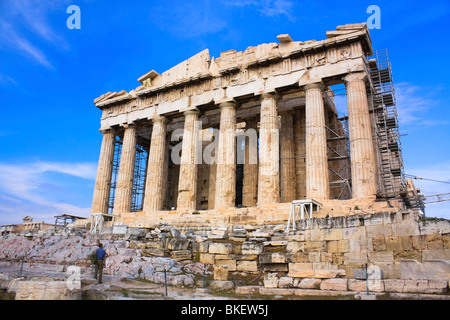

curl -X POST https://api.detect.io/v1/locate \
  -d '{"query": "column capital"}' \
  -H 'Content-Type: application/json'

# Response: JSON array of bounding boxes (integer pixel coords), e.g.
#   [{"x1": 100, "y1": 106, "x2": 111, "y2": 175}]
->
[
  {"x1": 343, "y1": 71, "x2": 368, "y2": 84},
  {"x1": 120, "y1": 122, "x2": 136, "y2": 129},
  {"x1": 183, "y1": 109, "x2": 200, "y2": 117},
  {"x1": 99, "y1": 127, "x2": 115, "y2": 134},
  {"x1": 152, "y1": 115, "x2": 166, "y2": 124},
  {"x1": 218, "y1": 100, "x2": 237, "y2": 109},
  {"x1": 304, "y1": 82, "x2": 325, "y2": 92},
  {"x1": 260, "y1": 91, "x2": 281, "y2": 100}
]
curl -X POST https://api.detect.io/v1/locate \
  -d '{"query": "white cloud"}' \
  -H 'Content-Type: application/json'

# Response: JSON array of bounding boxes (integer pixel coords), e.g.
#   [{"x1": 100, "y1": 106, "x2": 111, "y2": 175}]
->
[
  {"x1": 224, "y1": 0, "x2": 296, "y2": 21},
  {"x1": 395, "y1": 82, "x2": 448, "y2": 128},
  {"x1": 0, "y1": 161, "x2": 96, "y2": 224}
]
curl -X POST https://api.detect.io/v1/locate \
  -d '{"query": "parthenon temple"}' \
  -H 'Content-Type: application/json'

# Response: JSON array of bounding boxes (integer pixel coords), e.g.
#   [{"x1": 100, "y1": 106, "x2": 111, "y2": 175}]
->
[{"x1": 89, "y1": 23, "x2": 419, "y2": 228}]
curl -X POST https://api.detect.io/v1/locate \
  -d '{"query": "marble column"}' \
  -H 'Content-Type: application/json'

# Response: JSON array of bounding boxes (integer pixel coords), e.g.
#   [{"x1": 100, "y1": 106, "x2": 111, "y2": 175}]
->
[
  {"x1": 91, "y1": 129, "x2": 115, "y2": 213},
  {"x1": 305, "y1": 83, "x2": 330, "y2": 200},
  {"x1": 258, "y1": 92, "x2": 280, "y2": 205},
  {"x1": 280, "y1": 110, "x2": 297, "y2": 202},
  {"x1": 143, "y1": 116, "x2": 167, "y2": 212},
  {"x1": 177, "y1": 110, "x2": 200, "y2": 211},
  {"x1": 113, "y1": 124, "x2": 137, "y2": 215},
  {"x1": 215, "y1": 101, "x2": 237, "y2": 209},
  {"x1": 344, "y1": 72, "x2": 377, "y2": 199},
  {"x1": 242, "y1": 118, "x2": 258, "y2": 207}
]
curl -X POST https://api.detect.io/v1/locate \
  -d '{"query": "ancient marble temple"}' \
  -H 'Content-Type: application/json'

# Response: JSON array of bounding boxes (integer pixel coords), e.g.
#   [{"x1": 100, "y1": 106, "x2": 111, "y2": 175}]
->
[{"x1": 90, "y1": 23, "x2": 386, "y2": 226}]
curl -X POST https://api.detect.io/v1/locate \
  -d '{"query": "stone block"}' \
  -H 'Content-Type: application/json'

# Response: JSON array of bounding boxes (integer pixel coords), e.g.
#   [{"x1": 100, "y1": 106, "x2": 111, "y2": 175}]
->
[
  {"x1": 320, "y1": 228, "x2": 343, "y2": 241},
  {"x1": 288, "y1": 252, "x2": 309, "y2": 263},
  {"x1": 262, "y1": 263, "x2": 288, "y2": 272},
  {"x1": 303, "y1": 241, "x2": 327, "y2": 252},
  {"x1": 214, "y1": 265, "x2": 229, "y2": 281},
  {"x1": 422, "y1": 249, "x2": 450, "y2": 260},
  {"x1": 314, "y1": 269, "x2": 346, "y2": 279},
  {"x1": 372, "y1": 237, "x2": 386, "y2": 251},
  {"x1": 145, "y1": 240, "x2": 164, "y2": 249},
  {"x1": 259, "y1": 252, "x2": 287, "y2": 264},
  {"x1": 419, "y1": 220, "x2": 450, "y2": 235},
  {"x1": 259, "y1": 288, "x2": 295, "y2": 296},
  {"x1": 129, "y1": 240, "x2": 146, "y2": 249},
  {"x1": 235, "y1": 286, "x2": 263, "y2": 295},
  {"x1": 241, "y1": 242, "x2": 264, "y2": 255},
  {"x1": 170, "y1": 250, "x2": 192, "y2": 261},
  {"x1": 384, "y1": 279, "x2": 405, "y2": 292},
  {"x1": 368, "y1": 251, "x2": 394, "y2": 264},
  {"x1": 278, "y1": 277, "x2": 294, "y2": 288},
  {"x1": 141, "y1": 248, "x2": 168, "y2": 257},
  {"x1": 295, "y1": 278, "x2": 322, "y2": 289},
  {"x1": 426, "y1": 280, "x2": 449, "y2": 294},
  {"x1": 208, "y1": 242, "x2": 233, "y2": 254},
  {"x1": 366, "y1": 224, "x2": 392, "y2": 238},
  {"x1": 286, "y1": 241, "x2": 304, "y2": 253},
  {"x1": 391, "y1": 221, "x2": 420, "y2": 237},
  {"x1": 348, "y1": 279, "x2": 366, "y2": 292},
  {"x1": 426, "y1": 234, "x2": 444, "y2": 250},
  {"x1": 289, "y1": 262, "x2": 312, "y2": 272},
  {"x1": 403, "y1": 280, "x2": 429, "y2": 293},
  {"x1": 287, "y1": 270, "x2": 315, "y2": 278},
  {"x1": 400, "y1": 259, "x2": 450, "y2": 280},
  {"x1": 216, "y1": 259, "x2": 236, "y2": 271},
  {"x1": 166, "y1": 238, "x2": 190, "y2": 250},
  {"x1": 237, "y1": 260, "x2": 258, "y2": 272},
  {"x1": 320, "y1": 278, "x2": 348, "y2": 291},
  {"x1": 197, "y1": 241, "x2": 210, "y2": 253},
  {"x1": 385, "y1": 237, "x2": 403, "y2": 251},
  {"x1": 327, "y1": 240, "x2": 349, "y2": 253},
  {"x1": 210, "y1": 280, "x2": 234, "y2": 291},
  {"x1": 15, "y1": 281, "x2": 81, "y2": 300},
  {"x1": 199, "y1": 253, "x2": 215, "y2": 264}
]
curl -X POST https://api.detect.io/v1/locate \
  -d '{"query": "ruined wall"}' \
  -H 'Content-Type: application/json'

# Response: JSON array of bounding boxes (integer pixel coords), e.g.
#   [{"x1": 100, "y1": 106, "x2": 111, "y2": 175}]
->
[{"x1": 1, "y1": 210, "x2": 448, "y2": 296}]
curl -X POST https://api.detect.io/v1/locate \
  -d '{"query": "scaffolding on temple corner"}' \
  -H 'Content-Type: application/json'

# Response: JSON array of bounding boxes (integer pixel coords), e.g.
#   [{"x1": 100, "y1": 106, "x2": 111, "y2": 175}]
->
[{"x1": 367, "y1": 49, "x2": 421, "y2": 209}]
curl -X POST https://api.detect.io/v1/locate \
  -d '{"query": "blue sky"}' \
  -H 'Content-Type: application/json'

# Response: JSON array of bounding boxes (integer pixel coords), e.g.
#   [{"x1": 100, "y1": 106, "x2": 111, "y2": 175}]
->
[{"x1": 0, "y1": 0, "x2": 449, "y2": 224}]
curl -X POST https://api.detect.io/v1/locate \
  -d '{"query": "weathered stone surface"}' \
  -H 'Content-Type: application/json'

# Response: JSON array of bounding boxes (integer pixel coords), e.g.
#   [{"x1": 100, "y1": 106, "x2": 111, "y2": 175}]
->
[
  {"x1": 208, "y1": 242, "x2": 233, "y2": 254},
  {"x1": 210, "y1": 280, "x2": 234, "y2": 291},
  {"x1": 241, "y1": 242, "x2": 264, "y2": 255},
  {"x1": 320, "y1": 278, "x2": 348, "y2": 291},
  {"x1": 214, "y1": 265, "x2": 228, "y2": 281},
  {"x1": 237, "y1": 260, "x2": 258, "y2": 272},
  {"x1": 15, "y1": 281, "x2": 81, "y2": 300},
  {"x1": 170, "y1": 250, "x2": 192, "y2": 261},
  {"x1": 295, "y1": 278, "x2": 322, "y2": 289}
]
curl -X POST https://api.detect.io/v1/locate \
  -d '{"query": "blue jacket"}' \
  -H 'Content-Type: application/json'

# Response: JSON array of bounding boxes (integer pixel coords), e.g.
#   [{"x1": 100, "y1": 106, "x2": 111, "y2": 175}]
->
[{"x1": 96, "y1": 247, "x2": 106, "y2": 260}]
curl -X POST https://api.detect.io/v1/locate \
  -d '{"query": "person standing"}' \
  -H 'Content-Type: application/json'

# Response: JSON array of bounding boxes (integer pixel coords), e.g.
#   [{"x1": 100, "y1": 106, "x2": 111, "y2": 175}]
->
[{"x1": 94, "y1": 243, "x2": 106, "y2": 284}]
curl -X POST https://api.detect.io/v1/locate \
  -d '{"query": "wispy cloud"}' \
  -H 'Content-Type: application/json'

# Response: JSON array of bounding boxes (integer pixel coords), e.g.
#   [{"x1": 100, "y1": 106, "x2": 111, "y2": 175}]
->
[
  {"x1": 224, "y1": 0, "x2": 296, "y2": 21},
  {"x1": 395, "y1": 82, "x2": 448, "y2": 128},
  {"x1": 0, "y1": 0, "x2": 69, "y2": 69},
  {"x1": 0, "y1": 161, "x2": 96, "y2": 224}
]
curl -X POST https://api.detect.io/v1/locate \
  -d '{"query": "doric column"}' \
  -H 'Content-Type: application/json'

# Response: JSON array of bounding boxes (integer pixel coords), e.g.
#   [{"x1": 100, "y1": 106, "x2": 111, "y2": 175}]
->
[
  {"x1": 258, "y1": 92, "x2": 280, "y2": 205},
  {"x1": 344, "y1": 72, "x2": 377, "y2": 199},
  {"x1": 215, "y1": 101, "x2": 237, "y2": 209},
  {"x1": 242, "y1": 118, "x2": 258, "y2": 207},
  {"x1": 113, "y1": 124, "x2": 137, "y2": 215},
  {"x1": 280, "y1": 110, "x2": 297, "y2": 202},
  {"x1": 143, "y1": 116, "x2": 167, "y2": 212},
  {"x1": 305, "y1": 83, "x2": 330, "y2": 200},
  {"x1": 177, "y1": 110, "x2": 200, "y2": 211},
  {"x1": 91, "y1": 129, "x2": 115, "y2": 213}
]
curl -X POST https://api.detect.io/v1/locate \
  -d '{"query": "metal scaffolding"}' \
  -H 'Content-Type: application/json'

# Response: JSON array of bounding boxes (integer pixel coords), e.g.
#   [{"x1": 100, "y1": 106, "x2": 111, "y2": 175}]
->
[
  {"x1": 131, "y1": 142, "x2": 149, "y2": 212},
  {"x1": 368, "y1": 49, "x2": 407, "y2": 199},
  {"x1": 326, "y1": 119, "x2": 352, "y2": 200},
  {"x1": 108, "y1": 135, "x2": 123, "y2": 213}
]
